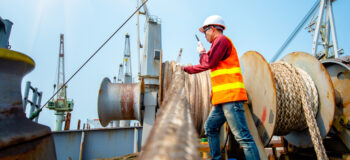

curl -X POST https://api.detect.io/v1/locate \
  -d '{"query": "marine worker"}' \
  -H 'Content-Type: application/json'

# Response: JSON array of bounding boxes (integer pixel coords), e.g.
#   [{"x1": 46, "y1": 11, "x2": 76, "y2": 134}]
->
[{"x1": 183, "y1": 15, "x2": 260, "y2": 160}]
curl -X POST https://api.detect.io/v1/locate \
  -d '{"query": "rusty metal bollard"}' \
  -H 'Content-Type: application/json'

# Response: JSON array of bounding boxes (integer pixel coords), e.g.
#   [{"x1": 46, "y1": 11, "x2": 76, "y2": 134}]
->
[{"x1": 0, "y1": 48, "x2": 56, "y2": 160}]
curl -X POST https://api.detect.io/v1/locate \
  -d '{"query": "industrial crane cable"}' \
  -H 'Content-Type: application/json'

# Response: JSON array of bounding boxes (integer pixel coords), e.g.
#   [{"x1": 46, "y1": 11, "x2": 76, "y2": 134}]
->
[
  {"x1": 29, "y1": 0, "x2": 149, "y2": 120},
  {"x1": 270, "y1": 0, "x2": 320, "y2": 62}
]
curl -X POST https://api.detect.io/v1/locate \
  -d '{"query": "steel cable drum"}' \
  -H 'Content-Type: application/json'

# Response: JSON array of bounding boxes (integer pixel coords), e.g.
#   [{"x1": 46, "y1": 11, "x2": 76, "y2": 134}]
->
[
  {"x1": 97, "y1": 78, "x2": 143, "y2": 127},
  {"x1": 161, "y1": 61, "x2": 212, "y2": 135}
]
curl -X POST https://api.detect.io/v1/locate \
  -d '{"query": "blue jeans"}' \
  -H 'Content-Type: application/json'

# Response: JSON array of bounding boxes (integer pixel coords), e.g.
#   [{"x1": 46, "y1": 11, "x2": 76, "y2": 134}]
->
[{"x1": 204, "y1": 101, "x2": 260, "y2": 160}]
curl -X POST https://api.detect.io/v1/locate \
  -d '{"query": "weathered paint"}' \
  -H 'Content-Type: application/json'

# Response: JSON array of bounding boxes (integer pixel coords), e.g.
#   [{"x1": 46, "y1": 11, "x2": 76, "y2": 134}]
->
[
  {"x1": 0, "y1": 49, "x2": 56, "y2": 159},
  {"x1": 322, "y1": 56, "x2": 350, "y2": 150},
  {"x1": 120, "y1": 84, "x2": 136, "y2": 119},
  {"x1": 53, "y1": 127, "x2": 142, "y2": 160},
  {"x1": 98, "y1": 78, "x2": 143, "y2": 126},
  {"x1": 0, "y1": 135, "x2": 56, "y2": 160}
]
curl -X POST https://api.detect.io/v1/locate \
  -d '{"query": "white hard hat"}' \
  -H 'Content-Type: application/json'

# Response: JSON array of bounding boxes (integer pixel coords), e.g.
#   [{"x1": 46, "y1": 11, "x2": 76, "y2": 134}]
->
[{"x1": 199, "y1": 15, "x2": 226, "y2": 33}]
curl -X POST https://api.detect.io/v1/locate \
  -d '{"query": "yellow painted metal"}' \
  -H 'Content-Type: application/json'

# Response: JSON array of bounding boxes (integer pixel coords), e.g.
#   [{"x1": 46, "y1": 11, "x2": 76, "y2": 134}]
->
[
  {"x1": 0, "y1": 48, "x2": 35, "y2": 67},
  {"x1": 334, "y1": 115, "x2": 348, "y2": 132}
]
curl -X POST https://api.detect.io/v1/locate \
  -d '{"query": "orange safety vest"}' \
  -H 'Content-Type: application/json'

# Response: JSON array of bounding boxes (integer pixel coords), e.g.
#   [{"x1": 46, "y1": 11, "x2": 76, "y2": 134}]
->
[{"x1": 210, "y1": 36, "x2": 247, "y2": 105}]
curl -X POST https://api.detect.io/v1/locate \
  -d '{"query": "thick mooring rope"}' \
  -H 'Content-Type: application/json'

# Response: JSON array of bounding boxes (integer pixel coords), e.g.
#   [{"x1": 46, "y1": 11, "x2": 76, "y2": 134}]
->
[
  {"x1": 270, "y1": 61, "x2": 328, "y2": 160},
  {"x1": 161, "y1": 61, "x2": 212, "y2": 135}
]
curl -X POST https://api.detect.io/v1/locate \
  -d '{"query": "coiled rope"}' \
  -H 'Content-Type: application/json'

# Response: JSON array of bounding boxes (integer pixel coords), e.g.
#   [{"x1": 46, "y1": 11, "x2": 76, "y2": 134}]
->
[
  {"x1": 161, "y1": 61, "x2": 212, "y2": 135},
  {"x1": 270, "y1": 61, "x2": 328, "y2": 160}
]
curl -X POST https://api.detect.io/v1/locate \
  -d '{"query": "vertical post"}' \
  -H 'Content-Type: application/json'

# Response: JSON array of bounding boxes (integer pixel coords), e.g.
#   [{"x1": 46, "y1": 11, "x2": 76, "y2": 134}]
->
[
  {"x1": 327, "y1": 0, "x2": 339, "y2": 58},
  {"x1": 64, "y1": 112, "x2": 71, "y2": 130},
  {"x1": 324, "y1": 0, "x2": 331, "y2": 58},
  {"x1": 23, "y1": 81, "x2": 31, "y2": 112},
  {"x1": 29, "y1": 88, "x2": 38, "y2": 118},
  {"x1": 136, "y1": 0, "x2": 141, "y2": 77},
  {"x1": 79, "y1": 130, "x2": 85, "y2": 160},
  {"x1": 133, "y1": 127, "x2": 138, "y2": 152},
  {"x1": 77, "y1": 119, "x2": 81, "y2": 130},
  {"x1": 34, "y1": 91, "x2": 42, "y2": 123},
  {"x1": 312, "y1": 0, "x2": 326, "y2": 57}
]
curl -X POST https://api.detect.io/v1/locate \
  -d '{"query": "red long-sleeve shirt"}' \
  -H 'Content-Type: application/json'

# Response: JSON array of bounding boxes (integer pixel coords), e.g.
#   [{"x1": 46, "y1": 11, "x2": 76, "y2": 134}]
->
[{"x1": 184, "y1": 35, "x2": 232, "y2": 74}]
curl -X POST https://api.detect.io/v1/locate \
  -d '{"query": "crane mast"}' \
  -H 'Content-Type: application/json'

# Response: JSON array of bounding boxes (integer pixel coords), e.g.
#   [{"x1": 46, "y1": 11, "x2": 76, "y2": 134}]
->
[
  {"x1": 47, "y1": 34, "x2": 74, "y2": 131},
  {"x1": 123, "y1": 33, "x2": 132, "y2": 83}
]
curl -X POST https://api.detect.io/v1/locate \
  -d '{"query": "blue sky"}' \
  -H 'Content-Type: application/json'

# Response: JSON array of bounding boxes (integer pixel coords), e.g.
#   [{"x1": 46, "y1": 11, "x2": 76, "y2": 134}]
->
[{"x1": 1, "y1": 0, "x2": 349, "y2": 130}]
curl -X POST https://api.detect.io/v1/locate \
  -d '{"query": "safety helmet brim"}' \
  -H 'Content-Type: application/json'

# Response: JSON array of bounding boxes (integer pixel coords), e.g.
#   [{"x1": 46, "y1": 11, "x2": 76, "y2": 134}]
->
[{"x1": 199, "y1": 24, "x2": 226, "y2": 33}]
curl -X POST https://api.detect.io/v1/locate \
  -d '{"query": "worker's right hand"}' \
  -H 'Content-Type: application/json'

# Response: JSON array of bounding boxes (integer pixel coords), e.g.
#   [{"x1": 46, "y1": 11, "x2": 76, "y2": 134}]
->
[{"x1": 197, "y1": 42, "x2": 206, "y2": 54}]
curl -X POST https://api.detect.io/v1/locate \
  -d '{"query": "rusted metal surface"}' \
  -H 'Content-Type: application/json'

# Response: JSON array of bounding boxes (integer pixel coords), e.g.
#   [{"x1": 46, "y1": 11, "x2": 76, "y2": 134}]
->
[
  {"x1": 79, "y1": 131, "x2": 85, "y2": 160},
  {"x1": 161, "y1": 61, "x2": 212, "y2": 135},
  {"x1": 241, "y1": 51, "x2": 277, "y2": 146},
  {"x1": 322, "y1": 56, "x2": 350, "y2": 115},
  {"x1": 0, "y1": 109, "x2": 52, "y2": 149},
  {"x1": 77, "y1": 119, "x2": 81, "y2": 130},
  {"x1": 64, "y1": 112, "x2": 71, "y2": 130},
  {"x1": 139, "y1": 66, "x2": 200, "y2": 160},
  {"x1": 0, "y1": 134, "x2": 56, "y2": 160},
  {"x1": 98, "y1": 78, "x2": 143, "y2": 127},
  {"x1": 0, "y1": 49, "x2": 56, "y2": 159},
  {"x1": 324, "y1": 56, "x2": 350, "y2": 68},
  {"x1": 282, "y1": 52, "x2": 336, "y2": 148},
  {"x1": 322, "y1": 57, "x2": 350, "y2": 150}
]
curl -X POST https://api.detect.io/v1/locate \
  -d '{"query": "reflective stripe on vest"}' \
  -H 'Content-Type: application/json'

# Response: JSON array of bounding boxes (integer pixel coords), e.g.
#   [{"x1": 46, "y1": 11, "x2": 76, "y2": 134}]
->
[
  {"x1": 212, "y1": 82, "x2": 245, "y2": 93},
  {"x1": 210, "y1": 67, "x2": 241, "y2": 78}
]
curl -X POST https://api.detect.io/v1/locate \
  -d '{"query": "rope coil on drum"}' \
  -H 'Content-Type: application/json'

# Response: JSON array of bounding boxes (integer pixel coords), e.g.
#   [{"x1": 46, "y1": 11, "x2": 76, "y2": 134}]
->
[
  {"x1": 161, "y1": 61, "x2": 212, "y2": 135},
  {"x1": 270, "y1": 61, "x2": 328, "y2": 160}
]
